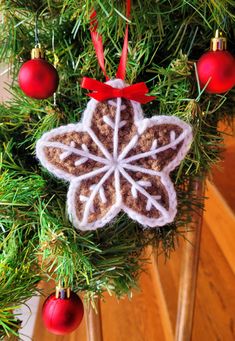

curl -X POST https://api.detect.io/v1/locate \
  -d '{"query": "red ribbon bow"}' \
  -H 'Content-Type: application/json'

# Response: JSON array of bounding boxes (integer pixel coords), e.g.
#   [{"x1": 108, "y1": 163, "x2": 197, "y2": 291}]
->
[{"x1": 81, "y1": 77, "x2": 155, "y2": 104}]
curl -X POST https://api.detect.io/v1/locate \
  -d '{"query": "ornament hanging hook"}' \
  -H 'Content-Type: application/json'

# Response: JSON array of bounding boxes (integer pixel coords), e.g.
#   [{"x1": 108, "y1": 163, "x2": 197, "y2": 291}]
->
[
  {"x1": 52, "y1": 24, "x2": 58, "y2": 106},
  {"x1": 56, "y1": 280, "x2": 71, "y2": 299},
  {"x1": 31, "y1": 10, "x2": 44, "y2": 59},
  {"x1": 34, "y1": 11, "x2": 40, "y2": 48}
]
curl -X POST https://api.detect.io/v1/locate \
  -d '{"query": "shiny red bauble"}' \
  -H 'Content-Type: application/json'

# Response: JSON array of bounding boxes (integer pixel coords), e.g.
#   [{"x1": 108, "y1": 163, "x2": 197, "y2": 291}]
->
[
  {"x1": 42, "y1": 291, "x2": 84, "y2": 335},
  {"x1": 18, "y1": 58, "x2": 59, "y2": 99},
  {"x1": 197, "y1": 50, "x2": 235, "y2": 94}
]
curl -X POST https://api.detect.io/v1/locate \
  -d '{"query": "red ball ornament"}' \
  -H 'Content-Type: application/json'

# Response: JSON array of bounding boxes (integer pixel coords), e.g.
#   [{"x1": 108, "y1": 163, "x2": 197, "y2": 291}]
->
[
  {"x1": 18, "y1": 46, "x2": 59, "y2": 99},
  {"x1": 42, "y1": 287, "x2": 84, "y2": 335},
  {"x1": 197, "y1": 30, "x2": 235, "y2": 94}
]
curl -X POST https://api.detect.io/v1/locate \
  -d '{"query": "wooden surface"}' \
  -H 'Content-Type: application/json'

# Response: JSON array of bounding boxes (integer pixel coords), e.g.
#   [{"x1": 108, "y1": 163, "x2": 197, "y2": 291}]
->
[
  {"x1": 204, "y1": 180, "x2": 235, "y2": 275},
  {"x1": 158, "y1": 222, "x2": 235, "y2": 341},
  {"x1": 192, "y1": 222, "x2": 235, "y2": 341},
  {"x1": 101, "y1": 260, "x2": 166, "y2": 341},
  {"x1": 151, "y1": 253, "x2": 174, "y2": 341},
  {"x1": 212, "y1": 122, "x2": 235, "y2": 211},
  {"x1": 85, "y1": 299, "x2": 103, "y2": 341},
  {"x1": 175, "y1": 181, "x2": 204, "y2": 341}
]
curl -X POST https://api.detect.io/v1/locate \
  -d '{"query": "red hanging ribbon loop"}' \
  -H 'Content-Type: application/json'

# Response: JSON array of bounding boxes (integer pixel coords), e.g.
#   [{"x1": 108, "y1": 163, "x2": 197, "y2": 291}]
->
[
  {"x1": 84, "y1": 0, "x2": 156, "y2": 104},
  {"x1": 116, "y1": 0, "x2": 131, "y2": 80},
  {"x1": 90, "y1": 10, "x2": 109, "y2": 81},
  {"x1": 81, "y1": 77, "x2": 155, "y2": 104}
]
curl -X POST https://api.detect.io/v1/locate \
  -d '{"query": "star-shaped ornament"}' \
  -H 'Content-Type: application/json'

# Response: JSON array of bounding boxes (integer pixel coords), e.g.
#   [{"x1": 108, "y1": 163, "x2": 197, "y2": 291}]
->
[{"x1": 36, "y1": 79, "x2": 192, "y2": 230}]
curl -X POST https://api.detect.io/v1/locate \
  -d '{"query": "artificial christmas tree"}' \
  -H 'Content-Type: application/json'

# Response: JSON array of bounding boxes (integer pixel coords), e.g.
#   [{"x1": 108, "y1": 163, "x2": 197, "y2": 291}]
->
[{"x1": 0, "y1": 0, "x2": 235, "y2": 339}]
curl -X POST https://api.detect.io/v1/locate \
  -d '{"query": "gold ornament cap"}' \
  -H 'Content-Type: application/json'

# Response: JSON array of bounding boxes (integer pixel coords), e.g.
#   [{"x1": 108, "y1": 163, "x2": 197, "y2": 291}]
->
[
  {"x1": 210, "y1": 29, "x2": 227, "y2": 51},
  {"x1": 55, "y1": 281, "x2": 71, "y2": 299},
  {"x1": 31, "y1": 44, "x2": 44, "y2": 59}
]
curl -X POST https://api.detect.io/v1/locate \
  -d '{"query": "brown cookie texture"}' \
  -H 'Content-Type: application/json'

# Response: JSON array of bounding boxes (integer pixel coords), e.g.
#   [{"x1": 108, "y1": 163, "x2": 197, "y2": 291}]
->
[
  {"x1": 74, "y1": 173, "x2": 116, "y2": 224},
  {"x1": 44, "y1": 131, "x2": 104, "y2": 177},
  {"x1": 90, "y1": 98, "x2": 137, "y2": 154},
  {"x1": 121, "y1": 171, "x2": 169, "y2": 219},
  {"x1": 126, "y1": 124, "x2": 184, "y2": 171}
]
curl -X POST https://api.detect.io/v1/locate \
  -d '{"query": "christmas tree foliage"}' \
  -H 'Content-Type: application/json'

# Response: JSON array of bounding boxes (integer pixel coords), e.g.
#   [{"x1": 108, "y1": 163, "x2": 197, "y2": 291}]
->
[{"x1": 0, "y1": 0, "x2": 235, "y2": 337}]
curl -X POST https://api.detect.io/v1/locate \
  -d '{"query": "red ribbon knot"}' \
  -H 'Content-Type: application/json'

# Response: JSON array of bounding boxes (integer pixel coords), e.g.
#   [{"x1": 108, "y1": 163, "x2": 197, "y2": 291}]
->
[{"x1": 81, "y1": 77, "x2": 156, "y2": 104}]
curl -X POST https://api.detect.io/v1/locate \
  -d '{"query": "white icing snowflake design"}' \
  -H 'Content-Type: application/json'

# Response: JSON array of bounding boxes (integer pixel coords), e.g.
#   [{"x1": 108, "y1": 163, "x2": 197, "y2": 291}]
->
[{"x1": 36, "y1": 79, "x2": 193, "y2": 231}]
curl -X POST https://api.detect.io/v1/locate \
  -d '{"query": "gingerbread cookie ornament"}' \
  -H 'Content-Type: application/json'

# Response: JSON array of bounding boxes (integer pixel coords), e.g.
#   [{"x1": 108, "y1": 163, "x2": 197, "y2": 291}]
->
[{"x1": 36, "y1": 78, "x2": 192, "y2": 230}]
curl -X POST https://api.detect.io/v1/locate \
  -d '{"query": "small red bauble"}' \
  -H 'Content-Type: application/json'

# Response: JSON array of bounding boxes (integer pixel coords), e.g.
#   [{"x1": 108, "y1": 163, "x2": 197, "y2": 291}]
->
[
  {"x1": 197, "y1": 50, "x2": 235, "y2": 94},
  {"x1": 42, "y1": 289, "x2": 84, "y2": 335},
  {"x1": 18, "y1": 46, "x2": 59, "y2": 99},
  {"x1": 197, "y1": 30, "x2": 235, "y2": 94}
]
